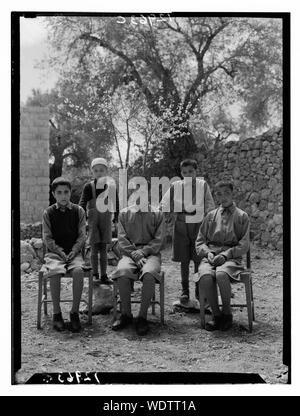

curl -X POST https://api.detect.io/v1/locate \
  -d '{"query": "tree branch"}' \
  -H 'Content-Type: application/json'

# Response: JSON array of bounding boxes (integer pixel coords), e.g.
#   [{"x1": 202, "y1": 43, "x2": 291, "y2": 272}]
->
[{"x1": 78, "y1": 33, "x2": 160, "y2": 116}]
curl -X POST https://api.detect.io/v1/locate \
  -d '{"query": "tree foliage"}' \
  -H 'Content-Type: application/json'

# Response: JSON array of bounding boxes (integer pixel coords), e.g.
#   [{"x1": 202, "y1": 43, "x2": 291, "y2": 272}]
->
[{"x1": 42, "y1": 16, "x2": 282, "y2": 176}]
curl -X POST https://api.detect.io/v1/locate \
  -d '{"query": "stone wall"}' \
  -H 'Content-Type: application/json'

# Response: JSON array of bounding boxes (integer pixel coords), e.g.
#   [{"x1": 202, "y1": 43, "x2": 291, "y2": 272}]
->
[
  {"x1": 20, "y1": 106, "x2": 50, "y2": 223},
  {"x1": 198, "y1": 127, "x2": 283, "y2": 250},
  {"x1": 20, "y1": 222, "x2": 42, "y2": 240}
]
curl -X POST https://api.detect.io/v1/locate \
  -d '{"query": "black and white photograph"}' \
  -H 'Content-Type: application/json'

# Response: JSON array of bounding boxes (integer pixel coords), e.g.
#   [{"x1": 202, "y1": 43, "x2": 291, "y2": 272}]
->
[{"x1": 11, "y1": 9, "x2": 290, "y2": 387}]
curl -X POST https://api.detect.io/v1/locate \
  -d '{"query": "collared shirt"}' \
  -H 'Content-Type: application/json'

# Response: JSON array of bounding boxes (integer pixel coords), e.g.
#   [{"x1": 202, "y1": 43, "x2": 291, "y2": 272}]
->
[
  {"x1": 42, "y1": 203, "x2": 86, "y2": 256},
  {"x1": 159, "y1": 178, "x2": 215, "y2": 222},
  {"x1": 118, "y1": 205, "x2": 165, "y2": 257},
  {"x1": 54, "y1": 202, "x2": 72, "y2": 211},
  {"x1": 195, "y1": 202, "x2": 250, "y2": 260}
]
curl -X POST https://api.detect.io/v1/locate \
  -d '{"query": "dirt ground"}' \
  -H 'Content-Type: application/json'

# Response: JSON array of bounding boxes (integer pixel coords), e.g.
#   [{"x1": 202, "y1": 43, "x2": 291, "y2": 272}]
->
[{"x1": 16, "y1": 245, "x2": 288, "y2": 384}]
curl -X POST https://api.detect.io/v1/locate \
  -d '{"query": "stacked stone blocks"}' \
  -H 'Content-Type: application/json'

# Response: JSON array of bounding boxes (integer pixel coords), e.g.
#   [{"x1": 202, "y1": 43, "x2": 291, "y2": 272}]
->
[
  {"x1": 198, "y1": 127, "x2": 283, "y2": 250},
  {"x1": 20, "y1": 106, "x2": 50, "y2": 224}
]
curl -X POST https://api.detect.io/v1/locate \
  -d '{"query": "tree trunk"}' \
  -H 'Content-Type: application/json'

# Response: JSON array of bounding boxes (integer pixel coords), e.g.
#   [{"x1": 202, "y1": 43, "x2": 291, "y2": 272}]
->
[
  {"x1": 125, "y1": 119, "x2": 132, "y2": 169},
  {"x1": 165, "y1": 121, "x2": 199, "y2": 176}
]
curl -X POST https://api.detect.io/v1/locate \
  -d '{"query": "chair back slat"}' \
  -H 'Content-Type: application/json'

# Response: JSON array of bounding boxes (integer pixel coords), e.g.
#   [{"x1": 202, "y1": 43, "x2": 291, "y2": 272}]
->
[
  {"x1": 246, "y1": 249, "x2": 251, "y2": 269},
  {"x1": 246, "y1": 230, "x2": 254, "y2": 269}
]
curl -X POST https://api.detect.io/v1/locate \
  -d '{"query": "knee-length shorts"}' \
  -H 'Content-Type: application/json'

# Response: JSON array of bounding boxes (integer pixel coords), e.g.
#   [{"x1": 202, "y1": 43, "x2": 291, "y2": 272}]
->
[
  {"x1": 193, "y1": 257, "x2": 245, "y2": 283},
  {"x1": 112, "y1": 254, "x2": 162, "y2": 283},
  {"x1": 40, "y1": 252, "x2": 85, "y2": 278},
  {"x1": 172, "y1": 219, "x2": 200, "y2": 263}
]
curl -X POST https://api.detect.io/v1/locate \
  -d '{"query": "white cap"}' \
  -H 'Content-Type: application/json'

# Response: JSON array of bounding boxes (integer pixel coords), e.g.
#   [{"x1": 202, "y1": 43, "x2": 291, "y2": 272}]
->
[{"x1": 91, "y1": 158, "x2": 108, "y2": 169}]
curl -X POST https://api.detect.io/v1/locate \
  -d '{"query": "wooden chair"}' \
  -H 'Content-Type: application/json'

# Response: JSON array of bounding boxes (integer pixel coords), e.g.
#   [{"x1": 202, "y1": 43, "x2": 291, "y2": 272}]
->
[
  {"x1": 112, "y1": 271, "x2": 165, "y2": 324},
  {"x1": 37, "y1": 268, "x2": 93, "y2": 329},
  {"x1": 199, "y1": 238, "x2": 255, "y2": 332}
]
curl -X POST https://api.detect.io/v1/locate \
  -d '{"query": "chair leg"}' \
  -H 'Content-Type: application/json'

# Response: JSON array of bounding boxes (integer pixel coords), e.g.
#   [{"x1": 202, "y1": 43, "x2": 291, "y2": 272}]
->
[
  {"x1": 199, "y1": 291, "x2": 206, "y2": 329},
  {"x1": 152, "y1": 288, "x2": 156, "y2": 315},
  {"x1": 244, "y1": 276, "x2": 253, "y2": 333},
  {"x1": 37, "y1": 272, "x2": 43, "y2": 329},
  {"x1": 43, "y1": 278, "x2": 48, "y2": 315},
  {"x1": 88, "y1": 271, "x2": 93, "y2": 325},
  {"x1": 159, "y1": 273, "x2": 165, "y2": 325},
  {"x1": 113, "y1": 280, "x2": 118, "y2": 320},
  {"x1": 250, "y1": 279, "x2": 255, "y2": 321}
]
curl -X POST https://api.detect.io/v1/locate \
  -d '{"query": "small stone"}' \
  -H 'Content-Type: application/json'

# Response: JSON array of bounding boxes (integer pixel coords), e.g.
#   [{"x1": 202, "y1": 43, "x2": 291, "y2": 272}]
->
[
  {"x1": 253, "y1": 140, "x2": 262, "y2": 150},
  {"x1": 232, "y1": 166, "x2": 240, "y2": 179},
  {"x1": 249, "y1": 192, "x2": 260, "y2": 203},
  {"x1": 31, "y1": 259, "x2": 41, "y2": 271},
  {"x1": 21, "y1": 253, "x2": 34, "y2": 263},
  {"x1": 259, "y1": 200, "x2": 267, "y2": 210},
  {"x1": 261, "y1": 189, "x2": 270, "y2": 199},
  {"x1": 273, "y1": 214, "x2": 282, "y2": 225},
  {"x1": 21, "y1": 262, "x2": 30, "y2": 272},
  {"x1": 274, "y1": 224, "x2": 283, "y2": 234},
  {"x1": 32, "y1": 238, "x2": 43, "y2": 249}
]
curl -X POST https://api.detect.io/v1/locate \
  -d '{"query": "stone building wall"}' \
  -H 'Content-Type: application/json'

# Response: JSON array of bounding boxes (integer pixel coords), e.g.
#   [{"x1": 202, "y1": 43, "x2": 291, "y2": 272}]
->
[
  {"x1": 198, "y1": 127, "x2": 283, "y2": 250},
  {"x1": 20, "y1": 106, "x2": 50, "y2": 224}
]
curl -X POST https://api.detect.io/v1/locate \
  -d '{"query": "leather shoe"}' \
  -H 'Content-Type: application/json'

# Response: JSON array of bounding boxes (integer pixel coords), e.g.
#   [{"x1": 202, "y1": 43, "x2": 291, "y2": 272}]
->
[
  {"x1": 53, "y1": 312, "x2": 65, "y2": 332},
  {"x1": 135, "y1": 317, "x2": 149, "y2": 336},
  {"x1": 112, "y1": 314, "x2": 133, "y2": 331},
  {"x1": 220, "y1": 313, "x2": 233, "y2": 331},
  {"x1": 205, "y1": 315, "x2": 223, "y2": 331},
  {"x1": 179, "y1": 294, "x2": 189, "y2": 305},
  {"x1": 70, "y1": 312, "x2": 81, "y2": 332},
  {"x1": 100, "y1": 274, "x2": 113, "y2": 285}
]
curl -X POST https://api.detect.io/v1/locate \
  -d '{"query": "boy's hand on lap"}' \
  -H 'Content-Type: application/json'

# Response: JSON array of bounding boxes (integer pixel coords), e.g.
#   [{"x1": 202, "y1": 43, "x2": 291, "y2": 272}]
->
[
  {"x1": 212, "y1": 254, "x2": 226, "y2": 266},
  {"x1": 137, "y1": 258, "x2": 147, "y2": 268},
  {"x1": 131, "y1": 250, "x2": 144, "y2": 261},
  {"x1": 207, "y1": 252, "x2": 215, "y2": 265},
  {"x1": 58, "y1": 250, "x2": 68, "y2": 262},
  {"x1": 67, "y1": 251, "x2": 76, "y2": 262}
]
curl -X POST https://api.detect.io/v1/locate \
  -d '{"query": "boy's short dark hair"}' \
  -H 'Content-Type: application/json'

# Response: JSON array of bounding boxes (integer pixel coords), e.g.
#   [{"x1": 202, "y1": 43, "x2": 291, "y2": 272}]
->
[
  {"x1": 215, "y1": 180, "x2": 234, "y2": 192},
  {"x1": 51, "y1": 177, "x2": 72, "y2": 192},
  {"x1": 180, "y1": 159, "x2": 198, "y2": 170}
]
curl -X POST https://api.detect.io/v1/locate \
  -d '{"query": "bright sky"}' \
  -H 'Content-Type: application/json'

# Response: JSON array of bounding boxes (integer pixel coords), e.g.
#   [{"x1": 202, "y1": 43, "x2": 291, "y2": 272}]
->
[{"x1": 20, "y1": 16, "x2": 58, "y2": 104}]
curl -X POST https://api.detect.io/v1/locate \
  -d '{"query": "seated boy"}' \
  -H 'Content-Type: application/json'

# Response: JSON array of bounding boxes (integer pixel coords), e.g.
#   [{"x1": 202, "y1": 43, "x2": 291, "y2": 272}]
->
[
  {"x1": 41, "y1": 177, "x2": 86, "y2": 332},
  {"x1": 194, "y1": 180, "x2": 250, "y2": 331},
  {"x1": 111, "y1": 200, "x2": 165, "y2": 336}
]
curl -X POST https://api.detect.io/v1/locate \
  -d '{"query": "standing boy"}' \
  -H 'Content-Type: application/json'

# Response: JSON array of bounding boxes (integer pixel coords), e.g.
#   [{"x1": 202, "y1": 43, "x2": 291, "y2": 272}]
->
[
  {"x1": 42, "y1": 177, "x2": 86, "y2": 332},
  {"x1": 79, "y1": 157, "x2": 118, "y2": 284},
  {"x1": 194, "y1": 180, "x2": 250, "y2": 331},
  {"x1": 160, "y1": 159, "x2": 215, "y2": 304}
]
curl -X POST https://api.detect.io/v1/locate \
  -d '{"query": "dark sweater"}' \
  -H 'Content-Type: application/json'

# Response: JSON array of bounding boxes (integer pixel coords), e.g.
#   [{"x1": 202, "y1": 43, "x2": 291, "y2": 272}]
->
[
  {"x1": 79, "y1": 179, "x2": 119, "y2": 221},
  {"x1": 48, "y1": 204, "x2": 79, "y2": 254}
]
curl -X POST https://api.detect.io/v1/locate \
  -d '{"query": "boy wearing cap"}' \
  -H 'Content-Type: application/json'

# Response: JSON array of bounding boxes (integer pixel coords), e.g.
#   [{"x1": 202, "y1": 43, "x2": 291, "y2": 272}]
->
[
  {"x1": 160, "y1": 159, "x2": 215, "y2": 305},
  {"x1": 79, "y1": 158, "x2": 118, "y2": 284},
  {"x1": 41, "y1": 177, "x2": 86, "y2": 332},
  {"x1": 194, "y1": 180, "x2": 250, "y2": 331}
]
